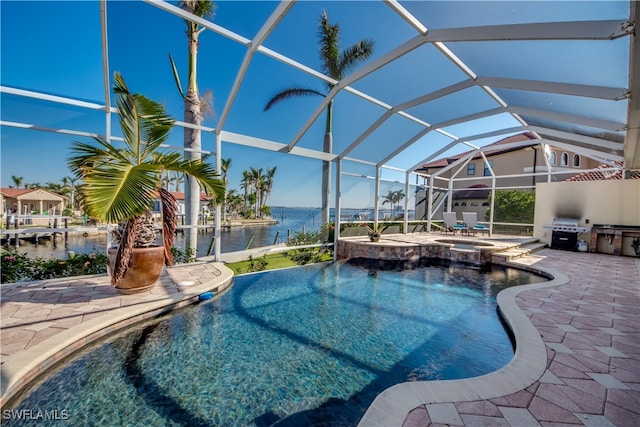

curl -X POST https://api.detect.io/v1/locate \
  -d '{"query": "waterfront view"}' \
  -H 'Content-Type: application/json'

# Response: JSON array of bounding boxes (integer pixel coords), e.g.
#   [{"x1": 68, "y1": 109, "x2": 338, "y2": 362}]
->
[{"x1": 2, "y1": 207, "x2": 414, "y2": 259}]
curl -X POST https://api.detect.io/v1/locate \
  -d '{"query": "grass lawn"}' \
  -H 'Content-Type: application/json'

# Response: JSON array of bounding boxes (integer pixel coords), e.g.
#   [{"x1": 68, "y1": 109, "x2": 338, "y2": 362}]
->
[{"x1": 224, "y1": 248, "x2": 334, "y2": 275}]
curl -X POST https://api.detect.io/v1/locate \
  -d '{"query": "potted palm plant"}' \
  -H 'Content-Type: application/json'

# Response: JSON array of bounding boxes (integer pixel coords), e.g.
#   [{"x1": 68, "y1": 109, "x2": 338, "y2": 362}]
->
[
  {"x1": 68, "y1": 72, "x2": 225, "y2": 294},
  {"x1": 363, "y1": 222, "x2": 388, "y2": 242}
]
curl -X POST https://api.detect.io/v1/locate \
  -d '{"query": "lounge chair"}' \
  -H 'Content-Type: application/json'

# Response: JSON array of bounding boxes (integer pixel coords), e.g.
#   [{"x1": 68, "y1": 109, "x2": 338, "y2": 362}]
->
[
  {"x1": 462, "y1": 212, "x2": 489, "y2": 236},
  {"x1": 443, "y1": 212, "x2": 467, "y2": 235}
]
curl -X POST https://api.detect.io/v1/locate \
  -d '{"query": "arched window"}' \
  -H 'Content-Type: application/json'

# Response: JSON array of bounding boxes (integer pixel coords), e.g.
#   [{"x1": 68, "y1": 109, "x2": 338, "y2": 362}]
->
[
  {"x1": 549, "y1": 151, "x2": 557, "y2": 165},
  {"x1": 561, "y1": 152, "x2": 569, "y2": 166},
  {"x1": 454, "y1": 202, "x2": 459, "y2": 206},
  {"x1": 482, "y1": 202, "x2": 489, "y2": 206},
  {"x1": 573, "y1": 154, "x2": 580, "y2": 167},
  {"x1": 470, "y1": 202, "x2": 478, "y2": 207},
  {"x1": 461, "y1": 202, "x2": 467, "y2": 207}
]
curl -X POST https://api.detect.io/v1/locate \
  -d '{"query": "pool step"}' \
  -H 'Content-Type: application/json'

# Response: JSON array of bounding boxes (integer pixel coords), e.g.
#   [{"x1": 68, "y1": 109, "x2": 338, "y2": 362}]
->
[{"x1": 492, "y1": 242, "x2": 547, "y2": 265}]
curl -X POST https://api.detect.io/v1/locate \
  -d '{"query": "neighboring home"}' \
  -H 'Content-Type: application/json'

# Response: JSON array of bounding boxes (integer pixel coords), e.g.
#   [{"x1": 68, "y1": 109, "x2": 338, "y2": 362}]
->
[
  {"x1": 1, "y1": 187, "x2": 66, "y2": 225},
  {"x1": 414, "y1": 132, "x2": 602, "y2": 219},
  {"x1": 563, "y1": 161, "x2": 640, "y2": 182}
]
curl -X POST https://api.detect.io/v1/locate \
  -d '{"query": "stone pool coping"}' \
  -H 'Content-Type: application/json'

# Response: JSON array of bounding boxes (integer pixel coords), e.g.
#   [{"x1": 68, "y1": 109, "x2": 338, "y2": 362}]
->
[
  {"x1": 337, "y1": 234, "x2": 537, "y2": 267},
  {"x1": 356, "y1": 260, "x2": 569, "y2": 426},
  {"x1": 0, "y1": 261, "x2": 234, "y2": 408}
]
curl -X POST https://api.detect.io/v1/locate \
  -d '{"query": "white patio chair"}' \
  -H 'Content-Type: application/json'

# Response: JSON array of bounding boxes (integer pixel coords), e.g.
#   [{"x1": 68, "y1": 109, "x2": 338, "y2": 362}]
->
[
  {"x1": 443, "y1": 212, "x2": 467, "y2": 235},
  {"x1": 462, "y1": 212, "x2": 489, "y2": 236}
]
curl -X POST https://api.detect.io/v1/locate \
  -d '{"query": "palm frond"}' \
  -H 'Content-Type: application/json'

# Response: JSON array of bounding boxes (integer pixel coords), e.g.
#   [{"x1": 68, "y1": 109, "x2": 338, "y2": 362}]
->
[
  {"x1": 179, "y1": 0, "x2": 215, "y2": 19},
  {"x1": 339, "y1": 39, "x2": 375, "y2": 76},
  {"x1": 264, "y1": 87, "x2": 324, "y2": 111},
  {"x1": 81, "y1": 163, "x2": 163, "y2": 223},
  {"x1": 318, "y1": 10, "x2": 340, "y2": 78},
  {"x1": 169, "y1": 53, "x2": 185, "y2": 98},
  {"x1": 177, "y1": 160, "x2": 226, "y2": 204},
  {"x1": 113, "y1": 72, "x2": 174, "y2": 160}
]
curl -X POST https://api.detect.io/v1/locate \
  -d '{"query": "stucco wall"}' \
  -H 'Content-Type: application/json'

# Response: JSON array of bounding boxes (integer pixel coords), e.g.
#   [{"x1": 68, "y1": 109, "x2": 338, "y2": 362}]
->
[{"x1": 534, "y1": 180, "x2": 640, "y2": 245}]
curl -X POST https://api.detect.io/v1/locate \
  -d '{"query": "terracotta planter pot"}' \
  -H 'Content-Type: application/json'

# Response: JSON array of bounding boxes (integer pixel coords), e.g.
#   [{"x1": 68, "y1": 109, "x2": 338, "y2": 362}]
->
[{"x1": 107, "y1": 246, "x2": 165, "y2": 294}]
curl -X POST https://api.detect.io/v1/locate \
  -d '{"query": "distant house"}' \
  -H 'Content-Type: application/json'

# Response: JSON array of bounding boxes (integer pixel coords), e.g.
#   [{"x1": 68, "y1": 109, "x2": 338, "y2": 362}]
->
[
  {"x1": 0, "y1": 188, "x2": 66, "y2": 216},
  {"x1": 152, "y1": 191, "x2": 213, "y2": 218},
  {"x1": 414, "y1": 132, "x2": 602, "y2": 219},
  {"x1": 0, "y1": 188, "x2": 66, "y2": 226},
  {"x1": 563, "y1": 161, "x2": 640, "y2": 182}
]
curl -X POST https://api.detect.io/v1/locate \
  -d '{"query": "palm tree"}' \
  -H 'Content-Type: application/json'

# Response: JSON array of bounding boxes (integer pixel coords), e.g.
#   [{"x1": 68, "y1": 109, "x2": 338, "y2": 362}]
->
[
  {"x1": 10, "y1": 175, "x2": 23, "y2": 188},
  {"x1": 240, "y1": 170, "x2": 251, "y2": 217},
  {"x1": 264, "y1": 11, "x2": 374, "y2": 227},
  {"x1": 169, "y1": 0, "x2": 216, "y2": 255},
  {"x1": 248, "y1": 167, "x2": 264, "y2": 218},
  {"x1": 393, "y1": 189, "x2": 405, "y2": 214},
  {"x1": 382, "y1": 190, "x2": 396, "y2": 213},
  {"x1": 262, "y1": 166, "x2": 277, "y2": 211},
  {"x1": 68, "y1": 72, "x2": 225, "y2": 286},
  {"x1": 382, "y1": 189, "x2": 406, "y2": 216}
]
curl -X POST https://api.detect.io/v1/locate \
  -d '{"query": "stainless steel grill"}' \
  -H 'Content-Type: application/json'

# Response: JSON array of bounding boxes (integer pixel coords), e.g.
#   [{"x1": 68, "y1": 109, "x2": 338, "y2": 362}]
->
[
  {"x1": 543, "y1": 218, "x2": 590, "y2": 233},
  {"x1": 543, "y1": 218, "x2": 590, "y2": 250}
]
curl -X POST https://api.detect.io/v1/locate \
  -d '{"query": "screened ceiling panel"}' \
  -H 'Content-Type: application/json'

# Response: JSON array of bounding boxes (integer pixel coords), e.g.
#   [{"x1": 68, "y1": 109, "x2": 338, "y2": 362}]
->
[
  {"x1": 401, "y1": 1, "x2": 629, "y2": 28},
  {"x1": 404, "y1": 86, "x2": 500, "y2": 126},
  {"x1": 1, "y1": 0, "x2": 638, "y2": 196},
  {"x1": 495, "y1": 89, "x2": 629, "y2": 127},
  {"x1": 226, "y1": 54, "x2": 325, "y2": 143},
  {"x1": 347, "y1": 113, "x2": 427, "y2": 163},
  {"x1": 441, "y1": 113, "x2": 523, "y2": 140},
  {"x1": 1, "y1": 2, "x2": 103, "y2": 101},
  {"x1": 328, "y1": 92, "x2": 387, "y2": 154},
  {"x1": 351, "y1": 44, "x2": 469, "y2": 106},
  {"x1": 446, "y1": 39, "x2": 629, "y2": 88},
  {"x1": 1, "y1": 95, "x2": 106, "y2": 136}
]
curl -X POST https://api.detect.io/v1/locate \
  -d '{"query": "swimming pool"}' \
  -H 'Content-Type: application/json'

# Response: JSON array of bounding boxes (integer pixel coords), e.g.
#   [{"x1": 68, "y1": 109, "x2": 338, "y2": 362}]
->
[{"x1": 6, "y1": 260, "x2": 546, "y2": 426}]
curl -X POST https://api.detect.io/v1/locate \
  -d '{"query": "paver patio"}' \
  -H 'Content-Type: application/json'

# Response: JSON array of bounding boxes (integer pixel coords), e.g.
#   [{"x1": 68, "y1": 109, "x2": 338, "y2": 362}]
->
[{"x1": 1, "y1": 246, "x2": 638, "y2": 426}]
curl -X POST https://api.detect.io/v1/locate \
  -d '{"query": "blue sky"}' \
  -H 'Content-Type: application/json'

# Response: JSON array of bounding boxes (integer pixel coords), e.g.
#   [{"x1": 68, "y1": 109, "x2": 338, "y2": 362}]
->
[{"x1": 0, "y1": 1, "x2": 629, "y2": 208}]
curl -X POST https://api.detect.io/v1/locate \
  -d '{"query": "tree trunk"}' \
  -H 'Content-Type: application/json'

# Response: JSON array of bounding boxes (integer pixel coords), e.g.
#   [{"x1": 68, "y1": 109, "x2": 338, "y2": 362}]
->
[
  {"x1": 184, "y1": 28, "x2": 202, "y2": 254},
  {"x1": 321, "y1": 102, "x2": 333, "y2": 228},
  {"x1": 184, "y1": 91, "x2": 201, "y2": 254}
]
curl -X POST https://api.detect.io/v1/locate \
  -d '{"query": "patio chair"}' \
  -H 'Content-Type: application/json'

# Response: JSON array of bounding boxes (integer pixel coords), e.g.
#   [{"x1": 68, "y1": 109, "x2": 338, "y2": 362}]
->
[
  {"x1": 443, "y1": 212, "x2": 467, "y2": 235},
  {"x1": 462, "y1": 212, "x2": 489, "y2": 236}
]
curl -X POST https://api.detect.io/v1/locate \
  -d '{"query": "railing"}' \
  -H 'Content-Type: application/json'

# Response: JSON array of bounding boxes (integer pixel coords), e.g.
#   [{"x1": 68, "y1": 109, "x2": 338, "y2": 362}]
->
[{"x1": 338, "y1": 220, "x2": 534, "y2": 237}]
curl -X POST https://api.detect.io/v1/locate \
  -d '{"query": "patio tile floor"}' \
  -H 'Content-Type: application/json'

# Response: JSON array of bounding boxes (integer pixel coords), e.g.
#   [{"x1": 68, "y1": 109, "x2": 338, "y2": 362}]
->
[
  {"x1": 0, "y1": 247, "x2": 638, "y2": 427},
  {"x1": 377, "y1": 249, "x2": 639, "y2": 427}
]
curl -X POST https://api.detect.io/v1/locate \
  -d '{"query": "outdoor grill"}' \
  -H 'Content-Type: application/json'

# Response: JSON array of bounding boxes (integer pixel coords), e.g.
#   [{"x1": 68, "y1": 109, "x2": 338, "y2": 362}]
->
[{"x1": 543, "y1": 218, "x2": 590, "y2": 251}]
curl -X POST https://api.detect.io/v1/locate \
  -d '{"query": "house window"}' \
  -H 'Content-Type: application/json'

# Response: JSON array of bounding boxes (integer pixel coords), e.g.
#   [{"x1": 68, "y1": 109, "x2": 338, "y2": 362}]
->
[
  {"x1": 561, "y1": 152, "x2": 569, "y2": 166},
  {"x1": 454, "y1": 202, "x2": 459, "y2": 206},
  {"x1": 470, "y1": 202, "x2": 478, "y2": 207},
  {"x1": 483, "y1": 160, "x2": 493, "y2": 176},
  {"x1": 549, "y1": 151, "x2": 557, "y2": 165},
  {"x1": 467, "y1": 163, "x2": 475, "y2": 175},
  {"x1": 461, "y1": 202, "x2": 467, "y2": 207},
  {"x1": 573, "y1": 154, "x2": 580, "y2": 167},
  {"x1": 482, "y1": 202, "x2": 489, "y2": 206}
]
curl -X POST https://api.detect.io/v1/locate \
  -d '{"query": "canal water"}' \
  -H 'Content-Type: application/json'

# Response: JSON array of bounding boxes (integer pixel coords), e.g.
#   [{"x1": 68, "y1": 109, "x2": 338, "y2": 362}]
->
[{"x1": 3, "y1": 208, "x2": 412, "y2": 259}]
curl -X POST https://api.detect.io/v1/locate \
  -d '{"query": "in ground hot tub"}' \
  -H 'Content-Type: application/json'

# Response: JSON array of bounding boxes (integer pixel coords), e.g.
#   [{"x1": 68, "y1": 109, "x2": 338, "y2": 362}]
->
[
  {"x1": 434, "y1": 239, "x2": 498, "y2": 265},
  {"x1": 434, "y1": 239, "x2": 494, "y2": 249}
]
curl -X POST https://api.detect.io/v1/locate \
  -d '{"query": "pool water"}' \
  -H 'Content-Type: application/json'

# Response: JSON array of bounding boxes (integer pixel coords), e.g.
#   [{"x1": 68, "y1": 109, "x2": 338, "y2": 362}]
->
[{"x1": 7, "y1": 260, "x2": 546, "y2": 426}]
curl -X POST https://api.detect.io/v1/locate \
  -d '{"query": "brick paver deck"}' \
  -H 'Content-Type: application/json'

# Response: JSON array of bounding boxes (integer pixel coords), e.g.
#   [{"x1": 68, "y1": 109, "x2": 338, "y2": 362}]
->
[
  {"x1": 0, "y1": 261, "x2": 234, "y2": 408},
  {"x1": 360, "y1": 250, "x2": 640, "y2": 427},
  {"x1": 1, "y1": 248, "x2": 638, "y2": 427}
]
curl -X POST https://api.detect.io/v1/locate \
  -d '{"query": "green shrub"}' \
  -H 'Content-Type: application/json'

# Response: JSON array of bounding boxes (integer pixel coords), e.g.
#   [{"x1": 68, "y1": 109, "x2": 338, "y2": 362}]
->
[
  {"x1": 1, "y1": 249, "x2": 108, "y2": 284},
  {"x1": 1, "y1": 246, "x2": 198, "y2": 284},
  {"x1": 247, "y1": 255, "x2": 268, "y2": 272},
  {"x1": 170, "y1": 247, "x2": 196, "y2": 264}
]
